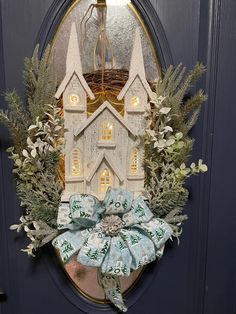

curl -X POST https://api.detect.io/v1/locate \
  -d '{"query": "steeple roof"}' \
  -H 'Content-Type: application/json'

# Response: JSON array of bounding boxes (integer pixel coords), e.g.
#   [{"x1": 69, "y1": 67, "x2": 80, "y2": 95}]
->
[
  {"x1": 117, "y1": 28, "x2": 153, "y2": 100},
  {"x1": 129, "y1": 28, "x2": 146, "y2": 78},
  {"x1": 55, "y1": 22, "x2": 95, "y2": 100}
]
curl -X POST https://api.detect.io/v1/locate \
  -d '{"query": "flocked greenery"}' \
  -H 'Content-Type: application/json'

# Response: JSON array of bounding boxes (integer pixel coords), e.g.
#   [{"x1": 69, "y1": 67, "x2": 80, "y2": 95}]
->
[
  {"x1": 0, "y1": 45, "x2": 63, "y2": 256},
  {"x1": 143, "y1": 63, "x2": 208, "y2": 238},
  {"x1": 0, "y1": 46, "x2": 207, "y2": 255}
]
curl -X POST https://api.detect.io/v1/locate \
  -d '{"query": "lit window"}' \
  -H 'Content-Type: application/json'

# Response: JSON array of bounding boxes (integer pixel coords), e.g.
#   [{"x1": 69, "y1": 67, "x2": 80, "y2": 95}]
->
[
  {"x1": 101, "y1": 121, "x2": 113, "y2": 141},
  {"x1": 71, "y1": 149, "x2": 80, "y2": 176},
  {"x1": 69, "y1": 94, "x2": 80, "y2": 105},
  {"x1": 130, "y1": 96, "x2": 140, "y2": 107},
  {"x1": 130, "y1": 148, "x2": 139, "y2": 174},
  {"x1": 100, "y1": 168, "x2": 111, "y2": 193}
]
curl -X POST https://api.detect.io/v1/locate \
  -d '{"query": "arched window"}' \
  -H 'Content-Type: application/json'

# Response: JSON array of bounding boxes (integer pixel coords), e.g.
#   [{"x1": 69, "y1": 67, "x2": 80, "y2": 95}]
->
[
  {"x1": 71, "y1": 148, "x2": 81, "y2": 176},
  {"x1": 100, "y1": 168, "x2": 111, "y2": 193},
  {"x1": 130, "y1": 148, "x2": 139, "y2": 174},
  {"x1": 101, "y1": 121, "x2": 113, "y2": 142},
  {"x1": 130, "y1": 96, "x2": 140, "y2": 107}
]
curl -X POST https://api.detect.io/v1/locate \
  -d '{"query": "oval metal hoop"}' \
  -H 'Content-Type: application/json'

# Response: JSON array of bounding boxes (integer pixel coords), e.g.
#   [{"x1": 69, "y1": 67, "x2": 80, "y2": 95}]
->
[
  {"x1": 37, "y1": 1, "x2": 173, "y2": 312},
  {"x1": 36, "y1": 0, "x2": 173, "y2": 68}
]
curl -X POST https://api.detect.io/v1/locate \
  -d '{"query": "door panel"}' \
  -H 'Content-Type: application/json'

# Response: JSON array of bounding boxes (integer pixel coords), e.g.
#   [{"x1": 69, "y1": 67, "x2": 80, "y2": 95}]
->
[{"x1": 0, "y1": 1, "x2": 235, "y2": 314}]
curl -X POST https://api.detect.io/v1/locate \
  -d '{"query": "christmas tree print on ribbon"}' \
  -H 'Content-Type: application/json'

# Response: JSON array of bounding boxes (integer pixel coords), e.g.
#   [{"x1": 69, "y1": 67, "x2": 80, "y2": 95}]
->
[{"x1": 52, "y1": 188, "x2": 173, "y2": 312}]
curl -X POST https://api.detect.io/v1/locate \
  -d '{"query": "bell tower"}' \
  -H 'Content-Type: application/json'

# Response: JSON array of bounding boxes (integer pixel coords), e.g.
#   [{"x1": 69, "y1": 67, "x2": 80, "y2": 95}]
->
[
  {"x1": 55, "y1": 22, "x2": 95, "y2": 201},
  {"x1": 117, "y1": 28, "x2": 153, "y2": 133}
]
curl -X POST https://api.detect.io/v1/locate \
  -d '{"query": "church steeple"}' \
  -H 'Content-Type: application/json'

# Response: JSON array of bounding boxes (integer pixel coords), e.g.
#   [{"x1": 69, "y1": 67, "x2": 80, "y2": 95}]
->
[
  {"x1": 116, "y1": 28, "x2": 153, "y2": 134},
  {"x1": 55, "y1": 22, "x2": 94, "y2": 100},
  {"x1": 54, "y1": 22, "x2": 95, "y2": 202},
  {"x1": 129, "y1": 28, "x2": 146, "y2": 79},
  {"x1": 117, "y1": 28, "x2": 153, "y2": 102},
  {"x1": 66, "y1": 22, "x2": 83, "y2": 73}
]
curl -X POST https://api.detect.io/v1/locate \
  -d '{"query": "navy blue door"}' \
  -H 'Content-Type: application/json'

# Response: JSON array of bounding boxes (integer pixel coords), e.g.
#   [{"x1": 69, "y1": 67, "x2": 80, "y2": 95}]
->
[{"x1": 0, "y1": 1, "x2": 236, "y2": 314}]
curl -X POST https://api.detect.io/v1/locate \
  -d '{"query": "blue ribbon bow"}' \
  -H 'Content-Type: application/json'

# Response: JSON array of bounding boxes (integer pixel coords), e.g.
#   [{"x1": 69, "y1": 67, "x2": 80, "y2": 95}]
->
[{"x1": 52, "y1": 188, "x2": 172, "y2": 312}]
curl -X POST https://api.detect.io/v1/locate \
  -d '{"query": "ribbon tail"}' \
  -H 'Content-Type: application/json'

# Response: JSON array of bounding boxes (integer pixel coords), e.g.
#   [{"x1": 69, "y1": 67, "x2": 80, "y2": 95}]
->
[{"x1": 98, "y1": 270, "x2": 127, "y2": 312}]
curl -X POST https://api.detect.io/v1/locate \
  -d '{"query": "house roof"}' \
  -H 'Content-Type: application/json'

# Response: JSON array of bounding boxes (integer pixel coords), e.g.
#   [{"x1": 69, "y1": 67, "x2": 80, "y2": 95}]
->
[
  {"x1": 55, "y1": 22, "x2": 95, "y2": 100},
  {"x1": 87, "y1": 150, "x2": 125, "y2": 182},
  {"x1": 117, "y1": 28, "x2": 154, "y2": 101},
  {"x1": 74, "y1": 101, "x2": 136, "y2": 137}
]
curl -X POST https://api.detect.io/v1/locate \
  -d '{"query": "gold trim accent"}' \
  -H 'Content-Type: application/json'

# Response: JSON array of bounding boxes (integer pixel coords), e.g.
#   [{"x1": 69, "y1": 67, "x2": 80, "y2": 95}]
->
[
  {"x1": 55, "y1": 249, "x2": 145, "y2": 304},
  {"x1": 50, "y1": 1, "x2": 161, "y2": 302},
  {"x1": 50, "y1": 0, "x2": 83, "y2": 47},
  {"x1": 51, "y1": 0, "x2": 162, "y2": 78}
]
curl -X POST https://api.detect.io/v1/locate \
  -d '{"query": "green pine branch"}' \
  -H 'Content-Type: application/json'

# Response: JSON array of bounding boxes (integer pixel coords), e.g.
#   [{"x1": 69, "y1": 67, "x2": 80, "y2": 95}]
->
[
  {"x1": 144, "y1": 63, "x2": 208, "y2": 239},
  {"x1": 0, "y1": 90, "x2": 29, "y2": 153},
  {"x1": 23, "y1": 44, "x2": 57, "y2": 122}
]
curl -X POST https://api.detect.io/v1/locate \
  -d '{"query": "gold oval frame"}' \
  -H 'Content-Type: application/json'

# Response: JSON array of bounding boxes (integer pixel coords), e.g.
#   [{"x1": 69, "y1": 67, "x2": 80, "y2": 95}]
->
[
  {"x1": 52, "y1": 0, "x2": 161, "y2": 304},
  {"x1": 52, "y1": 0, "x2": 162, "y2": 76},
  {"x1": 56, "y1": 249, "x2": 145, "y2": 304}
]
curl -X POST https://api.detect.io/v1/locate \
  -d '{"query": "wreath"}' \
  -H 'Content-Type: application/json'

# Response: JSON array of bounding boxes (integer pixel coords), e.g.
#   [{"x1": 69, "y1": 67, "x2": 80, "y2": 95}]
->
[{"x1": 0, "y1": 45, "x2": 207, "y2": 312}]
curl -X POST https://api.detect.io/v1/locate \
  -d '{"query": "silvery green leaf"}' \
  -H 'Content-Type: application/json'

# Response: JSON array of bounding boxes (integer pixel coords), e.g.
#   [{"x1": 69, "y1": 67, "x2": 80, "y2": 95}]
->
[
  {"x1": 27, "y1": 137, "x2": 33, "y2": 146},
  {"x1": 176, "y1": 141, "x2": 185, "y2": 149},
  {"x1": 190, "y1": 163, "x2": 196, "y2": 169},
  {"x1": 153, "y1": 141, "x2": 159, "y2": 148},
  {"x1": 19, "y1": 216, "x2": 26, "y2": 223},
  {"x1": 22, "y1": 149, "x2": 29, "y2": 158},
  {"x1": 166, "y1": 138, "x2": 175, "y2": 146},
  {"x1": 180, "y1": 163, "x2": 186, "y2": 170},
  {"x1": 6, "y1": 147, "x2": 14, "y2": 153},
  {"x1": 159, "y1": 107, "x2": 171, "y2": 114},
  {"x1": 156, "y1": 139, "x2": 166, "y2": 148},
  {"x1": 15, "y1": 159, "x2": 22, "y2": 167},
  {"x1": 175, "y1": 132, "x2": 183, "y2": 140},
  {"x1": 167, "y1": 147, "x2": 174, "y2": 153},
  {"x1": 24, "y1": 225, "x2": 30, "y2": 232},
  {"x1": 31, "y1": 149, "x2": 37, "y2": 158},
  {"x1": 200, "y1": 164, "x2": 208, "y2": 172},
  {"x1": 28, "y1": 125, "x2": 37, "y2": 131},
  {"x1": 10, "y1": 224, "x2": 19, "y2": 230},
  {"x1": 163, "y1": 126, "x2": 173, "y2": 132},
  {"x1": 180, "y1": 169, "x2": 188, "y2": 176}
]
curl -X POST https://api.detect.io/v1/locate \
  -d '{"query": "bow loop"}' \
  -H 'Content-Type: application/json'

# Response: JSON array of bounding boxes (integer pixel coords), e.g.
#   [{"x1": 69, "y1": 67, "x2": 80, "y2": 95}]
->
[
  {"x1": 122, "y1": 196, "x2": 153, "y2": 226},
  {"x1": 69, "y1": 194, "x2": 102, "y2": 228},
  {"x1": 103, "y1": 188, "x2": 133, "y2": 214}
]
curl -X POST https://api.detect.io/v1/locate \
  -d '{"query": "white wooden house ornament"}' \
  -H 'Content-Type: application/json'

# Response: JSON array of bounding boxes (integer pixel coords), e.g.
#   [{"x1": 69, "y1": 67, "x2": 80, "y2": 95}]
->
[{"x1": 55, "y1": 23, "x2": 154, "y2": 201}]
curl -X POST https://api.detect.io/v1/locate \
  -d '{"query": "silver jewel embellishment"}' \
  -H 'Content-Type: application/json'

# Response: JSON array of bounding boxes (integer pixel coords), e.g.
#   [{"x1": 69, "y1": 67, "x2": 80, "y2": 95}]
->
[{"x1": 101, "y1": 214, "x2": 123, "y2": 236}]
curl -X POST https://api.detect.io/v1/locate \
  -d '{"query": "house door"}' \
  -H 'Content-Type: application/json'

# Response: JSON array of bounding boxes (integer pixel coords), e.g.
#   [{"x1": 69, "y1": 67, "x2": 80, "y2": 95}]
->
[
  {"x1": 0, "y1": 1, "x2": 236, "y2": 314},
  {"x1": 92, "y1": 162, "x2": 114, "y2": 198}
]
